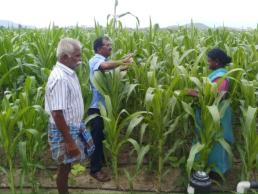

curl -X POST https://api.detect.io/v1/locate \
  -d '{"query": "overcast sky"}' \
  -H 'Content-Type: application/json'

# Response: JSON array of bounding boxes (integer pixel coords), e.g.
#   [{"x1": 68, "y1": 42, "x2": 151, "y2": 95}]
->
[{"x1": 1, "y1": 0, "x2": 258, "y2": 28}]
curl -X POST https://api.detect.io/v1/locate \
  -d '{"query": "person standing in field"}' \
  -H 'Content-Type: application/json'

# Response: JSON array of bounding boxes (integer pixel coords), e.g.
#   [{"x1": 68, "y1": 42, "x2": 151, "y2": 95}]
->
[
  {"x1": 45, "y1": 38, "x2": 94, "y2": 194},
  {"x1": 188, "y1": 48, "x2": 234, "y2": 179},
  {"x1": 88, "y1": 36, "x2": 133, "y2": 182}
]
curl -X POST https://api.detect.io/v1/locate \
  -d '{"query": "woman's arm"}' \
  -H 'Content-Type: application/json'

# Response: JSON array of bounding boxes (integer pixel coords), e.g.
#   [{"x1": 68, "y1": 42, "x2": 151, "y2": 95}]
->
[{"x1": 187, "y1": 89, "x2": 198, "y2": 97}]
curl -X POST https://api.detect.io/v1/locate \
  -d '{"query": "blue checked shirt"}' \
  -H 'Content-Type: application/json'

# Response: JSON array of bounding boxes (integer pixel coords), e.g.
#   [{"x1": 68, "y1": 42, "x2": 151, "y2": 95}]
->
[{"x1": 89, "y1": 54, "x2": 107, "y2": 109}]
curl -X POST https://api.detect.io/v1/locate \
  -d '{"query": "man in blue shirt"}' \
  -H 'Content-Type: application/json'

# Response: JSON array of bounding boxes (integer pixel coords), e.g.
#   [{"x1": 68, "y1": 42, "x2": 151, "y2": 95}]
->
[{"x1": 88, "y1": 36, "x2": 133, "y2": 182}]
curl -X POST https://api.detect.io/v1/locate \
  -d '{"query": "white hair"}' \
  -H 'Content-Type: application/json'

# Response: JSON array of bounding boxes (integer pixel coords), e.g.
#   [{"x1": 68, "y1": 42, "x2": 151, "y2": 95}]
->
[{"x1": 56, "y1": 38, "x2": 82, "y2": 60}]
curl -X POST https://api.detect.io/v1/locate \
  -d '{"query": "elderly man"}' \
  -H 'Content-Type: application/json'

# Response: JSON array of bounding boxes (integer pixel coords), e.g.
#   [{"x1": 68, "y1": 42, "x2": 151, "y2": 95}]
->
[
  {"x1": 88, "y1": 36, "x2": 133, "y2": 182},
  {"x1": 45, "y1": 38, "x2": 92, "y2": 194}
]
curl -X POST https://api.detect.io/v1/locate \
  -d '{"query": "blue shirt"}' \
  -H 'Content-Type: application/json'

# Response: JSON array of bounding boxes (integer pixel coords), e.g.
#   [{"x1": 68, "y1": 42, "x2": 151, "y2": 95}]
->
[{"x1": 89, "y1": 54, "x2": 106, "y2": 109}]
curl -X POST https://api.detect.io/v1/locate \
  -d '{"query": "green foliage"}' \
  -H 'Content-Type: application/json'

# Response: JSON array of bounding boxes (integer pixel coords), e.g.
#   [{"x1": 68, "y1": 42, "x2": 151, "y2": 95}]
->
[{"x1": 0, "y1": 21, "x2": 257, "y2": 192}]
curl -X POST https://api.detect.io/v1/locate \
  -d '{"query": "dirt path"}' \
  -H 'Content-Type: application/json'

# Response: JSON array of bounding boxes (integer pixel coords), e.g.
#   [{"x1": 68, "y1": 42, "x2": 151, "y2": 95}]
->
[{"x1": 0, "y1": 162, "x2": 243, "y2": 193}]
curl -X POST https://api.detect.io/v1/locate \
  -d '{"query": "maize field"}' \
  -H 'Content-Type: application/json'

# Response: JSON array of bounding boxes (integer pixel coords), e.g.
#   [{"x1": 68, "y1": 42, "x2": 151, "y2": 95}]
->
[{"x1": 0, "y1": 20, "x2": 258, "y2": 193}]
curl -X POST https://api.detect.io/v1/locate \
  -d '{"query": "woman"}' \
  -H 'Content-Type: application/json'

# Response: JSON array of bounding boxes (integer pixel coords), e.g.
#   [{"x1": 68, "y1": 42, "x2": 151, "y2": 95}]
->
[{"x1": 189, "y1": 48, "x2": 234, "y2": 177}]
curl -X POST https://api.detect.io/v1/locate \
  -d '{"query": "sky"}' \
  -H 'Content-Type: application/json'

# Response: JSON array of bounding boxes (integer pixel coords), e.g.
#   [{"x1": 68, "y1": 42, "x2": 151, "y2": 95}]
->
[{"x1": 1, "y1": 0, "x2": 258, "y2": 28}]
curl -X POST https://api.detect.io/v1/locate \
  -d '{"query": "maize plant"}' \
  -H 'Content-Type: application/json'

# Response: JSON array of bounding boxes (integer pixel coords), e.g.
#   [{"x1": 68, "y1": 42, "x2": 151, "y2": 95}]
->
[
  {"x1": 93, "y1": 69, "x2": 145, "y2": 184},
  {"x1": 124, "y1": 138, "x2": 150, "y2": 191},
  {"x1": 238, "y1": 106, "x2": 258, "y2": 180},
  {"x1": 99, "y1": 95, "x2": 145, "y2": 185},
  {"x1": 144, "y1": 85, "x2": 183, "y2": 190},
  {"x1": 182, "y1": 77, "x2": 233, "y2": 178},
  {"x1": 238, "y1": 78, "x2": 258, "y2": 180},
  {"x1": 93, "y1": 68, "x2": 137, "y2": 115},
  {"x1": 0, "y1": 93, "x2": 43, "y2": 193}
]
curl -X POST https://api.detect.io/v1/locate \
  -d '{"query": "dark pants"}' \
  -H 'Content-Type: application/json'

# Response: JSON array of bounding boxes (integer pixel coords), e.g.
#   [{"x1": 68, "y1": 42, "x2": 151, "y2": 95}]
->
[{"x1": 87, "y1": 108, "x2": 105, "y2": 173}]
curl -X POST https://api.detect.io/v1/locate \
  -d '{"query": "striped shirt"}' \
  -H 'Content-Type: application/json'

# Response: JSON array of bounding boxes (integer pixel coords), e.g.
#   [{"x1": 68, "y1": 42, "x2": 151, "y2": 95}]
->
[{"x1": 45, "y1": 62, "x2": 84, "y2": 125}]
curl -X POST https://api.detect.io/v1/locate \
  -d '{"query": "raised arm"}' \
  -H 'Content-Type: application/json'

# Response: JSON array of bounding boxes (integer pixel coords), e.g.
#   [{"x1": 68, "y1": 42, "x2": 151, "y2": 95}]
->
[{"x1": 99, "y1": 55, "x2": 133, "y2": 70}]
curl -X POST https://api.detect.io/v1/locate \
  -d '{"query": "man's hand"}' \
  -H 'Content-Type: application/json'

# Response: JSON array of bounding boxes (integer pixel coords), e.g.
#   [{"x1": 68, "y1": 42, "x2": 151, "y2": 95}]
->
[
  {"x1": 122, "y1": 53, "x2": 134, "y2": 59},
  {"x1": 65, "y1": 140, "x2": 80, "y2": 157},
  {"x1": 121, "y1": 53, "x2": 134, "y2": 65},
  {"x1": 121, "y1": 57, "x2": 133, "y2": 65},
  {"x1": 99, "y1": 53, "x2": 135, "y2": 70},
  {"x1": 51, "y1": 110, "x2": 80, "y2": 157}
]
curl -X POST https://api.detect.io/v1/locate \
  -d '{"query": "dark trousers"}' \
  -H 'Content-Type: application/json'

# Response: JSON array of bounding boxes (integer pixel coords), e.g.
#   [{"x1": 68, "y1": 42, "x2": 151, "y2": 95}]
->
[{"x1": 87, "y1": 108, "x2": 105, "y2": 173}]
